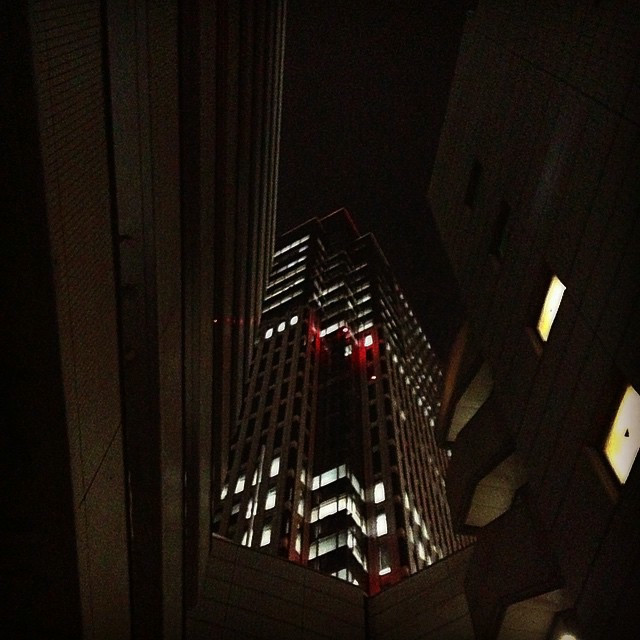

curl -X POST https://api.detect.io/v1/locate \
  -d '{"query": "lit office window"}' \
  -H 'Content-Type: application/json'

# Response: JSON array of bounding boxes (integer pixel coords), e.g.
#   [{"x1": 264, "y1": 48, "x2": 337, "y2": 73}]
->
[
  {"x1": 537, "y1": 275, "x2": 566, "y2": 342},
  {"x1": 241, "y1": 530, "x2": 249, "y2": 546},
  {"x1": 277, "y1": 321, "x2": 286, "y2": 332},
  {"x1": 373, "y1": 481, "x2": 385, "y2": 504},
  {"x1": 376, "y1": 513, "x2": 388, "y2": 536},
  {"x1": 290, "y1": 314, "x2": 299, "y2": 326},
  {"x1": 270, "y1": 456, "x2": 280, "y2": 477},
  {"x1": 235, "y1": 475, "x2": 245, "y2": 494},
  {"x1": 260, "y1": 525, "x2": 271, "y2": 547},
  {"x1": 364, "y1": 334, "x2": 374, "y2": 347},
  {"x1": 265, "y1": 327, "x2": 273, "y2": 339},
  {"x1": 295, "y1": 533, "x2": 302, "y2": 554},
  {"x1": 220, "y1": 484, "x2": 228, "y2": 500},
  {"x1": 604, "y1": 385, "x2": 640, "y2": 484},
  {"x1": 265, "y1": 488, "x2": 277, "y2": 510}
]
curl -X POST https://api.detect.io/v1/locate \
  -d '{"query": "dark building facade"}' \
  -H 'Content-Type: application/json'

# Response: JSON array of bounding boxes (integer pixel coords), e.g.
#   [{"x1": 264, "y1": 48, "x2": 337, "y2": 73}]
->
[
  {"x1": 2, "y1": 1, "x2": 284, "y2": 638},
  {"x1": 429, "y1": 2, "x2": 640, "y2": 639},
  {"x1": 213, "y1": 210, "x2": 470, "y2": 595}
]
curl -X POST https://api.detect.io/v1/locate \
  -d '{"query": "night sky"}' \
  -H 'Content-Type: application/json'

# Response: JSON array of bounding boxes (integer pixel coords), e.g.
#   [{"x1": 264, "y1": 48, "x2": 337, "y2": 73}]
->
[{"x1": 277, "y1": 1, "x2": 473, "y2": 358}]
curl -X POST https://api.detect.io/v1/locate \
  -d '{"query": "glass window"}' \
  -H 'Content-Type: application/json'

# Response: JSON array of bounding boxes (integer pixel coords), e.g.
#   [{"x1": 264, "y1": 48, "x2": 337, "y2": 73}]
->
[
  {"x1": 537, "y1": 275, "x2": 566, "y2": 342},
  {"x1": 265, "y1": 488, "x2": 277, "y2": 510},
  {"x1": 374, "y1": 481, "x2": 385, "y2": 504},
  {"x1": 235, "y1": 475, "x2": 245, "y2": 494},
  {"x1": 277, "y1": 321, "x2": 286, "y2": 333},
  {"x1": 364, "y1": 334, "x2": 373, "y2": 347},
  {"x1": 260, "y1": 525, "x2": 271, "y2": 547},
  {"x1": 377, "y1": 513, "x2": 388, "y2": 536},
  {"x1": 290, "y1": 315, "x2": 299, "y2": 326},
  {"x1": 270, "y1": 456, "x2": 280, "y2": 477},
  {"x1": 265, "y1": 327, "x2": 273, "y2": 339},
  {"x1": 604, "y1": 385, "x2": 640, "y2": 484}
]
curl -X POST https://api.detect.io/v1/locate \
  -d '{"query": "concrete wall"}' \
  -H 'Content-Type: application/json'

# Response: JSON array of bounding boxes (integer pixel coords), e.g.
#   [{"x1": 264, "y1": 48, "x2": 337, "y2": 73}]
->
[
  {"x1": 187, "y1": 536, "x2": 367, "y2": 640},
  {"x1": 188, "y1": 537, "x2": 475, "y2": 640},
  {"x1": 429, "y1": 1, "x2": 640, "y2": 638},
  {"x1": 368, "y1": 546, "x2": 474, "y2": 640}
]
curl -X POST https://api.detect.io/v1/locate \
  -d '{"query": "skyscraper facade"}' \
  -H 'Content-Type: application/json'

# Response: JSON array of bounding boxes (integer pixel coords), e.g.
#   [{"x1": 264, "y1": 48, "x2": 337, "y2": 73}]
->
[
  {"x1": 3, "y1": 1, "x2": 285, "y2": 636},
  {"x1": 428, "y1": 3, "x2": 640, "y2": 638},
  {"x1": 213, "y1": 209, "x2": 469, "y2": 594}
]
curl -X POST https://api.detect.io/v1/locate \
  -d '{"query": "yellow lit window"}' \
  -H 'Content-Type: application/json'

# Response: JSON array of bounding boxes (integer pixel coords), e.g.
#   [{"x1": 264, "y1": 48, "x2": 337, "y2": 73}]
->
[
  {"x1": 604, "y1": 385, "x2": 640, "y2": 484},
  {"x1": 536, "y1": 275, "x2": 566, "y2": 341}
]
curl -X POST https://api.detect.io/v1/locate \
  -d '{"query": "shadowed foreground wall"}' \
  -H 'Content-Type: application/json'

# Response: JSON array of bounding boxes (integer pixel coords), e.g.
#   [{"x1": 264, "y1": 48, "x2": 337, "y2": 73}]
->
[{"x1": 187, "y1": 536, "x2": 473, "y2": 639}]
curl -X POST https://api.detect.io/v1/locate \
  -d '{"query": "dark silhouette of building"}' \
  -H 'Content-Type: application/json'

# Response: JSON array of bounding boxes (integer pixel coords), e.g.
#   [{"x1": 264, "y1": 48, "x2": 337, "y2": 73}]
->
[
  {"x1": 429, "y1": 2, "x2": 640, "y2": 639},
  {"x1": 213, "y1": 209, "x2": 470, "y2": 595},
  {"x1": 1, "y1": 1, "x2": 285, "y2": 637}
]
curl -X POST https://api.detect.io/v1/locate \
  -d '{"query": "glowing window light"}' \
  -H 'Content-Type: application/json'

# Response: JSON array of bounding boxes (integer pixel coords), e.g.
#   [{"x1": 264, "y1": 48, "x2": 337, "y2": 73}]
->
[
  {"x1": 270, "y1": 456, "x2": 280, "y2": 477},
  {"x1": 364, "y1": 335, "x2": 374, "y2": 347},
  {"x1": 377, "y1": 513, "x2": 388, "y2": 536},
  {"x1": 277, "y1": 321, "x2": 286, "y2": 332},
  {"x1": 265, "y1": 488, "x2": 277, "y2": 510},
  {"x1": 290, "y1": 315, "x2": 298, "y2": 326},
  {"x1": 374, "y1": 481, "x2": 385, "y2": 504},
  {"x1": 265, "y1": 328, "x2": 273, "y2": 339},
  {"x1": 235, "y1": 475, "x2": 245, "y2": 494},
  {"x1": 537, "y1": 275, "x2": 566, "y2": 342},
  {"x1": 260, "y1": 525, "x2": 271, "y2": 547},
  {"x1": 344, "y1": 345, "x2": 352, "y2": 357},
  {"x1": 604, "y1": 385, "x2": 640, "y2": 484}
]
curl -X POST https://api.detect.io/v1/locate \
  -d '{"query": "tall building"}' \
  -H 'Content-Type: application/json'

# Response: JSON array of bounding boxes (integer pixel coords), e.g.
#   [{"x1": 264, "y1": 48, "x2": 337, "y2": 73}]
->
[
  {"x1": 213, "y1": 209, "x2": 470, "y2": 595},
  {"x1": 428, "y1": 2, "x2": 640, "y2": 639},
  {"x1": 2, "y1": 1, "x2": 284, "y2": 637}
]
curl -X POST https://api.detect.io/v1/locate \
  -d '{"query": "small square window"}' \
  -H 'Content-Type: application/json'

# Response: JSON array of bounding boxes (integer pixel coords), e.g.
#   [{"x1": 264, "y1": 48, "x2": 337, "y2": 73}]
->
[
  {"x1": 604, "y1": 385, "x2": 640, "y2": 484},
  {"x1": 364, "y1": 334, "x2": 374, "y2": 347},
  {"x1": 536, "y1": 275, "x2": 566, "y2": 342}
]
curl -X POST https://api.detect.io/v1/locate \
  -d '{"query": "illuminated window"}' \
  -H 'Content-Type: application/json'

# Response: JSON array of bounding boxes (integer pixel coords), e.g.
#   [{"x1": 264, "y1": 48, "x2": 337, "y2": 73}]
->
[
  {"x1": 270, "y1": 456, "x2": 280, "y2": 477},
  {"x1": 344, "y1": 345, "x2": 352, "y2": 357},
  {"x1": 376, "y1": 513, "x2": 388, "y2": 536},
  {"x1": 265, "y1": 327, "x2": 273, "y2": 339},
  {"x1": 604, "y1": 385, "x2": 640, "y2": 484},
  {"x1": 265, "y1": 488, "x2": 277, "y2": 510},
  {"x1": 364, "y1": 334, "x2": 373, "y2": 347},
  {"x1": 235, "y1": 475, "x2": 245, "y2": 494},
  {"x1": 290, "y1": 314, "x2": 298, "y2": 326},
  {"x1": 374, "y1": 481, "x2": 385, "y2": 504},
  {"x1": 220, "y1": 484, "x2": 228, "y2": 500},
  {"x1": 277, "y1": 321, "x2": 286, "y2": 333},
  {"x1": 536, "y1": 275, "x2": 566, "y2": 342},
  {"x1": 260, "y1": 525, "x2": 271, "y2": 547}
]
